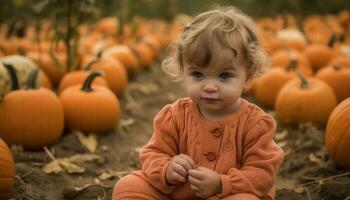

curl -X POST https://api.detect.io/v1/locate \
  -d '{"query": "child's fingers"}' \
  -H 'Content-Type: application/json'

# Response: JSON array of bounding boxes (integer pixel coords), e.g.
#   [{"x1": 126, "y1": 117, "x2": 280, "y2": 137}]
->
[
  {"x1": 188, "y1": 169, "x2": 205, "y2": 180},
  {"x1": 175, "y1": 157, "x2": 193, "y2": 171},
  {"x1": 178, "y1": 154, "x2": 195, "y2": 168},
  {"x1": 188, "y1": 175, "x2": 202, "y2": 186},
  {"x1": 190, "y1": 183, "x2": 200, "y2": 192},
  {"x1": 173, "y1": 163, "x2": 188, "y2": 177},
  {"x1": 172, "y1": 171, "x2": 186, "y2": 183}
]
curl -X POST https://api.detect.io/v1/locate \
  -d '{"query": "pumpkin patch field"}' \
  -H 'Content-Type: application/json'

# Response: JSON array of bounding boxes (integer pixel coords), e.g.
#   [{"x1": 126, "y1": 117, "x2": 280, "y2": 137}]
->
[{"x1": 1, "y1": 1, "x2": 350, "y2": 199}]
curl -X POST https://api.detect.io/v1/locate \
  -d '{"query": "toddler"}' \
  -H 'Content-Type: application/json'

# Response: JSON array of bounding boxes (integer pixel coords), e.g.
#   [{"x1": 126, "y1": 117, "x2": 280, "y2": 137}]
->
[{"x1": 113, "y1": 6, "x2": 284, "y2": 200}]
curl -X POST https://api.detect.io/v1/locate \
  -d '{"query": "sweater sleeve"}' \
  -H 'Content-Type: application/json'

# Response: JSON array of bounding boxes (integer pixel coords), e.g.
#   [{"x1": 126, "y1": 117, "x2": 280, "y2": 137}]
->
[
  {"x1": 216, "y1": 114, "x2": 284, "y2": 198},
  {"x1": 139, "y1": 104, "x2": 180, "y2": 194}
]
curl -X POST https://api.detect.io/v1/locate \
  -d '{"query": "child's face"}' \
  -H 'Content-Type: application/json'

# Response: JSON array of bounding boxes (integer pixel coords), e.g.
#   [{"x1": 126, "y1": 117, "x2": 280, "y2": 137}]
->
[{"x1": 183, "y1": 47, "x2": 247, "y2": 117}]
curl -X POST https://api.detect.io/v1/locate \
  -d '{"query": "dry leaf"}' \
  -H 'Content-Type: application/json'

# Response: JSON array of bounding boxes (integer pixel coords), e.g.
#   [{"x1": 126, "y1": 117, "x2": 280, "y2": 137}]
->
[
  {"x1": 275, "y1": 130, "x2": 288, "y2": 141},
  {"x1": 42, "y1": 154, "x2": 101, "y2": 174},
  {"x1": 98, "y1": 170, "x2": 131, "y2": 180},
  {"x1": 308, "y1": 153, "x2": 326, "y2": 166},
  {"x1": 43, "y1": 160, "x2": 85, "y2": 174},
  {"x1": 128, "y1": 82, "x2": 159, "y2": 94},
  {"x1": 74, "y1": 131, "x2": 98, "y2": 153}
]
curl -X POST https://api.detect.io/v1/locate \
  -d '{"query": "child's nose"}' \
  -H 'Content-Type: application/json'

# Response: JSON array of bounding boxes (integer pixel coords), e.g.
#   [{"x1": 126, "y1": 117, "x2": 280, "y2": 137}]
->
[{"x1": 203, "y1": 82, "x2": 218, "y2": 93}]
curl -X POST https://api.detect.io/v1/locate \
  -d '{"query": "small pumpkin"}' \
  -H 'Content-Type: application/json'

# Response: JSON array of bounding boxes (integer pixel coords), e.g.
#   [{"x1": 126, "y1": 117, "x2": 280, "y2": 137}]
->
[
  {"x1": 0, "y1": 64, "x2": 64, "y2": 149},
  {"x1": 255, "y1": 60, "x2": 297, "y2": 108},
  {"x1": 102, "y1": 45, "x2": 140, "y2": 72},
  {"x1": 81, "y1": 56, "x2": 128, "y2": 96},
  {"x1": 270, "y1": 49, "x2": 313, "y2": 76},
  {"x1": 26, "y1": 51, "x2": 68, "y2": 87},
  {"x1": 304, "y1": 34, "x2": 337, "y2": 71},
  {"x1": 275, "y1": 71, "x2": 337, "y2": 125},
  {"x1": 325, "y1": 97, "x2": 350, "y2": 169},
  {"x1": 58, "y1": 61, "x2": 108, "y2": 94},
  {"x1": 59, "y1": 71, "x2": 121, "y2": 134},
  {"x1": 315, "y1": 65, "x2": 350, "y2": 102},
  {"x1": 0, "y1": 137, "x2": 15, "y2": 200}
]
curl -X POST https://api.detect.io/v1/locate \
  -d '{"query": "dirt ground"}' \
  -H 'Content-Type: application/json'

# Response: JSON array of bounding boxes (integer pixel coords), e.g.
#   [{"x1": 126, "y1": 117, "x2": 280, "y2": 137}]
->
[{"x1": 8, "y1": 61, "x2": 350, "y2": 200}]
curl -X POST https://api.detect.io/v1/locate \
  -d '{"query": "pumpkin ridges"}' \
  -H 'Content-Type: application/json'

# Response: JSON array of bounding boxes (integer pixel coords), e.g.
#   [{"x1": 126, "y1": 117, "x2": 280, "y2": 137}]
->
[
  {"x1": 0, "y1": 138, "x2": 15, "y2": 199},
  {"x1": 60, "y1": 85, "x2": 120, "y2": 133},
  {"x1": 275, "y1": 78, "x2": 337, "y2": 124},
  {"x1": 326, "y1": 98, "x2": 350, "y2": 168}
]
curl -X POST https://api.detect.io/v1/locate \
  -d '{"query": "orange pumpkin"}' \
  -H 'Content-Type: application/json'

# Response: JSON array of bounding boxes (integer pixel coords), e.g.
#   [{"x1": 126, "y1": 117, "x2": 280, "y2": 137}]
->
[
  {"x1": 27, "y1": 51, "x2": 68, "y2": 87},
  {"x1": 59, "y1": 71, "x2": 121, "y2": 134},
  {"x1": 329, "y1": 55, "x2": 350, "y2": 68},
  {"x1": 326, "y1": 97, "x2": 350, "y2": 169},
  {"x1": 0, "y1": 137, "x2": 15, "y2": 200},
  {"x1": 255, "y1": 60, "x2": 297, "y2": 108},
  {"x1": 303, "y1": 34, "x2": 337, "y2": 71},
  {"x1": 81, "y1": 57, "x2": 128, "y2": 96},
  {"x1": 316, "y1": 65, "x2": 350, "y2": 102},
  {"x1": 102, "y1": 45, "x2": 140, "y2": 72},
  {"x1": 0, "y1": 65, "x2": 64, "y2": 149},
  {"x1": 275, "y1": 72, "x2": 337, "y2": 125},
  {"x1": 58, "y1": 60, "x2": 108, "y2": 94},
  {"x1": 270, "y1": 49, "x2": 313, "y2": 76}
]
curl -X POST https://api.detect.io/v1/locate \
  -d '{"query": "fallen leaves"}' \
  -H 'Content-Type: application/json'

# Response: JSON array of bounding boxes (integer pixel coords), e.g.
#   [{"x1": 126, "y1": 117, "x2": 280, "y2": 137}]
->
[
  {"x1": 74, "y1": 130, "x2": 98, "y2": 153},
  {"x1": 42, "y1": 147, "x2": 102, "y2": 174}
]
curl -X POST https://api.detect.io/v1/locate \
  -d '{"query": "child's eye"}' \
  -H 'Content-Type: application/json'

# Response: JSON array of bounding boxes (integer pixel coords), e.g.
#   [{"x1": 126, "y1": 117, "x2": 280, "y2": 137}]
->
[
  {"x1": 219, "y1": 72, "x2": 232, "y2": 81},
  {"x1": 191, "y1": 71, "x2": 204, "y2": 80}
]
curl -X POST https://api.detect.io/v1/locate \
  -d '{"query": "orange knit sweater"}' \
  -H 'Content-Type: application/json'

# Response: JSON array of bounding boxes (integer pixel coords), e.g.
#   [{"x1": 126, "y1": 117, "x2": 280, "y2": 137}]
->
[{"x1": 132, "y1": 97, "x2": 284, "y2": 200}]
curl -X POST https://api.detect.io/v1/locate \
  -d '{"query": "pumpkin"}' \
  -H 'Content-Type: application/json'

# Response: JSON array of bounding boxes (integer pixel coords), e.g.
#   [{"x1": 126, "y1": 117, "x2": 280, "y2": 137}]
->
[
  {"x1": 81, "y1": 56, "x2": 128, "y2": 96},
  {"x1": 0, "y1": 64, "x2": 64, "y2": 149},
  {"x1": 275, "y1": 72, "x2": 337, "y2": 125},
  {"x1": 26, "y1": 51, "x2": 68, "y2": 87},
  {"x1": 0, "y1": 56, "x2": 52, "y2": 99},
  {"x1": 276, "y1": 28, "x2": 307, "y2": 51},
  {"x1": 325, "y1": 97, "x2": 350, "y2": 169},
  {"x1": 129, "y1": 42, "x2": 156, "y2": 68},
  {"x1": 59, "y1": 71, "x2": 120, "y2": 134},
  {"x1": 255, "y1": 60, "x2": 297, "y2": 108},
  {"x1": 0, "y1": 137, "x2": 15, "y2": 200},
  {"x1": 304, "y1": 34, "x2": 337, "y2": 71},
  {"x1": 102, "y1": 45, "x2": 140, "y2": 72},
  {"x1": 270, "y1": 49, "x2": 313, "y2": 76},
  {"x1": 58, "y1": 59, "x2": 108, "y2": 94},
  {"x1": 96, "y1": 17, "x2": 119, "y2": 36},
  {"x1": 315, "y1": 65, "x2": 350, "y2": 102},
  {"x1": 329, "y1": 55, "x2": 350, "y2": 68}
]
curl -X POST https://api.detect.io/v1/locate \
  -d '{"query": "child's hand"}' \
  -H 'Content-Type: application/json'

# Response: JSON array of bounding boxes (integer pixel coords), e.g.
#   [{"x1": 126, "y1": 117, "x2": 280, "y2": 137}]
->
[
  {"x1": 165, "y1": 154, "x2": 195, "y2": 185},
  {"x1": 188, "y1": 167, "x2": 222, "y2": 198}
]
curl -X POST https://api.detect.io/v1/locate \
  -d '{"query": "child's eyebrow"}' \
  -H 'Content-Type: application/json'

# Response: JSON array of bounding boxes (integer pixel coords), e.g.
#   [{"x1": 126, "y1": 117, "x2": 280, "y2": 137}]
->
[{"x1": 221, "y1": 66, "x2": 236, "y2": 71}]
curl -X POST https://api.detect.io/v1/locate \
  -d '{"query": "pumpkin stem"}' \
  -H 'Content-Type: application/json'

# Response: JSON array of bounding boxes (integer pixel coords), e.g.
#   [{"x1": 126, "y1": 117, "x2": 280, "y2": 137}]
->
[
  {"x1": 294, "y1": 70, "x2": 309, "y2": 89},
  {"x1": 83, "y1": 59, "x2": 99, "y2": 71},
  {"x1": 327, "y1": 33, "x2": 337, "y2": 48},
  {"x1": 96, "y1": 49, "x2": 103, "y2": 59},
  {"x1": 333, "y1": 64, "x2": 342, "y2": 71},
  {"x1": 2, "y1": 63, "x2": 20, "y2": 91},
  {"x1": 285, "y1": 59, "x2": 298, "y2": 71},
  {"x1": 81, "y1": 71, "x2": 103, "y2": 92},
  {"x1": 27, "y1": 68, "x2": 39, "y2": 89}
]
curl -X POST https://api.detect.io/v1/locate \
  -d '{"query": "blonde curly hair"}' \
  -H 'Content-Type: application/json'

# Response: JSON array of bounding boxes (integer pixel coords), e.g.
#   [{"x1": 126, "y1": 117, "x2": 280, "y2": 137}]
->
[{"x1": 162, "y1": 6, "x2": 268, "y2": 81}]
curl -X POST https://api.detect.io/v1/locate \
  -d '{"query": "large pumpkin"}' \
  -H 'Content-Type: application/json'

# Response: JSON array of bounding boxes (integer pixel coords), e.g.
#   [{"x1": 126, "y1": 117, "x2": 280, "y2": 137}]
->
[
  {"x1": 0, "y1": 65, "x2": 64, "y2": 149},
  {"x1": 325, "y1": 97, "x2": 350, "y2": 169},
  {"x1": 275, "y1": 72, "x2": 337, "y2": 125},
  {"x1": 102, "y1": 45, "x2": 140, "y2": 72},
  {"x1": 0, "y1": 137, "x2": 15, "y2": 200},
  {"x1": 59, "y1": 71, "x2": 120, "y2": 134}
]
